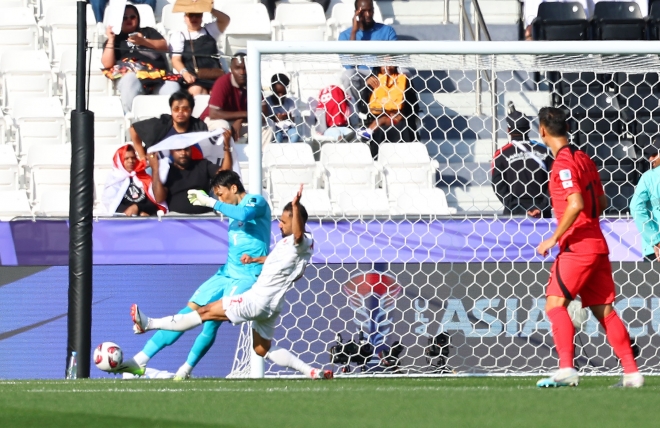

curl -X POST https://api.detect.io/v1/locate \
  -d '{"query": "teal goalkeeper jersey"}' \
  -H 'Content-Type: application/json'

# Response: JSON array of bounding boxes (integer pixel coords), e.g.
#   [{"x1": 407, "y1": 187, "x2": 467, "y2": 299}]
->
[
  {"x1": 213, "y1": 193, "x2": 272, "y2": 280},
  {"x1": 630, "y1": 166, "x2": 660, "y2": 257}
]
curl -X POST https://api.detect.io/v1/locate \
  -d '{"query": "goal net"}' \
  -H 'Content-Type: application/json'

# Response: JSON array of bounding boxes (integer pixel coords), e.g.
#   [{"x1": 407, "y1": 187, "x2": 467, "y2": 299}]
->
[{"x1": 228, "y1": 42, "x2": 660, "y2": 377}]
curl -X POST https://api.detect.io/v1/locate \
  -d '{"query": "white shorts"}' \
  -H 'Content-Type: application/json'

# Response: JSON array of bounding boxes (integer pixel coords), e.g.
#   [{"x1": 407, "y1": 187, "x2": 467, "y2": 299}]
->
[{"x1": 222, "y1": 292, "x2": 280, "y2": 340}]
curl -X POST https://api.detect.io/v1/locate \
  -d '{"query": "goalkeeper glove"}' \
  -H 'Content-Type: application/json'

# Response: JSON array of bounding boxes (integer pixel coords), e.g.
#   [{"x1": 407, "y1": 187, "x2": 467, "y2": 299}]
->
[{"x1": 187, "y1": 189, "x2": 216, "y2": 209}]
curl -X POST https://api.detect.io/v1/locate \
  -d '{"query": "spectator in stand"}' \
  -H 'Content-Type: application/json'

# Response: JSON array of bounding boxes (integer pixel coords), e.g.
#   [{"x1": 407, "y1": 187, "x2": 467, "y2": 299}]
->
[
  {"x1": 102, "y1": 144, "x2": 167, "y2": 216},
  {"x1": 170, "y1": 8, "x2": 230, "y2": 96},
  {"x1": 523, "y1": 0, "x2": 648, "y2": 40},
  {"x1": 491, "y1": 104, "x2": 553, "y2": 218},
  {"x1": 148, "y1": 129, "x2": 234, "y2": 215},
  {"x1": 314, "y1": 85, "x2": 354, "y2": 139},
  {"x1": 265, "y1": 74, "x2": 301, "y2": 143},
  {"x1": 630, "y1": 137, "x2": 660, "y2": 261},
  {"x1": 90, "y1": 0, "x2": 156, "y2": 23},
  {"x1": 102, "y1": 4, "x2": 180, "y2": 113},
  {"x1": 358, "y1": 66, "x2": 417, "y2": 159},
  {"x1": 339, "y1": 0, "x2": 397, "y2": 123},
  {"x1": 200, "y1": 53, "x2": 273, "y2": 146},
  {"x1": 130, "y1": 91, "x2": 208, "y2": 161}
]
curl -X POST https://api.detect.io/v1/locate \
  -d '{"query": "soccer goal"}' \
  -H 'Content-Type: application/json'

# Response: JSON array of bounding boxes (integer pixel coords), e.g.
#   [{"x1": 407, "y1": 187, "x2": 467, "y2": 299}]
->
[{"x1": 228, "y1": 41, "x2": 660, "y2": 378}]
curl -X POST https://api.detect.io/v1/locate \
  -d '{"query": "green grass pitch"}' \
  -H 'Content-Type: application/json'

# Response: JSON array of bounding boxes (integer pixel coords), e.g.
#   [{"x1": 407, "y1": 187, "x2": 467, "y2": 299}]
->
[{"x1": 1, "y1": 377, "x2": 659, "y2": 428}]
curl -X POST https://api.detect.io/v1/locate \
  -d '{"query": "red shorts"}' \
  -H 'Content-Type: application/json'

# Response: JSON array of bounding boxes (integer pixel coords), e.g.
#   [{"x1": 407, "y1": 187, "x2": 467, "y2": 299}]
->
[{"x1": 547, "y1": 252, "x2": 615, "y2": 307}]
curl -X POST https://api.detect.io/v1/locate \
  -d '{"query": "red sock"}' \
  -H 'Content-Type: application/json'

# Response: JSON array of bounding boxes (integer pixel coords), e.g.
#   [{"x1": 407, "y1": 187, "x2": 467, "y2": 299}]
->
[
  {"x1": 600, "y1": 312, "x2": 638, "y2": 374},
  {"x1": 547, "y1": 306, "x2": 575, "y2": 369}
]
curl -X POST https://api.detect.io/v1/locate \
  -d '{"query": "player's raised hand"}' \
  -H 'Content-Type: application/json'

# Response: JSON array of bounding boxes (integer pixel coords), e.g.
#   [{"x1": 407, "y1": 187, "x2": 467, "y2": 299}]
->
[
  {"x1": 536, "y1": 236, "x2": 557, "y2": 257},
  {"x1": 187, "y1": 189, "x2": 216, "y2": 208},
  {"x1": 292, "y1": 184, "x2": 303, "y2": 206}
]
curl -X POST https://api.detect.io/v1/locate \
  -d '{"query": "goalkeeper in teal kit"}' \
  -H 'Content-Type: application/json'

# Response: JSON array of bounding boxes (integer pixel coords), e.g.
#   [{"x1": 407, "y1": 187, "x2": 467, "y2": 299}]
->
[{"x1": 117, "y1": 170, "x2": 271, "y2": 380}]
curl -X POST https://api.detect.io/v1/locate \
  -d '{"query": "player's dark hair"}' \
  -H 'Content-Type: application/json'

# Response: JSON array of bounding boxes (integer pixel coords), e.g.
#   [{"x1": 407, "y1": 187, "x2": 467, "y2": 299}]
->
[
  {"x1": 271, "y1": 73, "x2": 290, "y2": 88},
  {"x1": 211, "y1": 170, "x2": 245, "y2": 193},
  {"x1": 538, "y1": 107, "x2": 568, "y2": 137},
  {"x1": 282, "y1": 202, "x2": 309, "y2": 224},
  {"x1": 169, "y1": 91, "x2": 195, "y2": 110}
]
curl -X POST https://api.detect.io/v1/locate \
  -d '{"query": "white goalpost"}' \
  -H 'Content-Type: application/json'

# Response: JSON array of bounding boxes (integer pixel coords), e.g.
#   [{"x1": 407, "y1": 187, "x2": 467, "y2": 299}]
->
[{"x1": 228, "y1": 40, "x2": 660, "y2": 378}]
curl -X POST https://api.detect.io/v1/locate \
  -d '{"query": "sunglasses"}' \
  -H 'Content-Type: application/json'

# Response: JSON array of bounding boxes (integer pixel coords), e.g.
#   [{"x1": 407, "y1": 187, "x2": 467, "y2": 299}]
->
[
  {"x1": 172, "y1": 106, "x2": 191, "y2": 113},
  {"x1": 123, "y1": 15, "x2": 137, "y2": 21}
]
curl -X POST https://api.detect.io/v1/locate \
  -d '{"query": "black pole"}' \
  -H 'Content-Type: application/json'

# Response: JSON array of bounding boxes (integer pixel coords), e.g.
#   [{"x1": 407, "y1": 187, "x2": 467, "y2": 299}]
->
[{"x1": 67, "y1": 0, "x2": 94, "y2": 378}]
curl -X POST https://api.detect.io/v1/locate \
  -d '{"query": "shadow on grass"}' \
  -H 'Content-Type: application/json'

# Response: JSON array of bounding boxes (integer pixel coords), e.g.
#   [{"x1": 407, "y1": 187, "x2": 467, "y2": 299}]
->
[{"x1": 0, "y1": 406, "x2": 239, "y2": 428}]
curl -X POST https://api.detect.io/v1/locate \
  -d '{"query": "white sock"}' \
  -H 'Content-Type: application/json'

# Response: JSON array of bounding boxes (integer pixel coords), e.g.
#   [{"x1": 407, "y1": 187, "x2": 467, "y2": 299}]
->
[
  {"x1": 265, "y1": 346, "x2": 313, "y2": 378},
  {"x1": 148, "y1": 311, "x2": 203, "y2": 332},
  {"x1": 176, "y1": 362, "x2": 193, "y2": 378},
  {"x1": 133, "y1": 351, "x2": 150, "y2": 367}
]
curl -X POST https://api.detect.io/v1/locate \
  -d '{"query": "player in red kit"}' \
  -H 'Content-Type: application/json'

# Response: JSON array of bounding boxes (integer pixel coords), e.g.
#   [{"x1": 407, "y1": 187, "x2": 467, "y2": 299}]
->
[{"x1": 535, "y1": 107, "x2": 643, "y2": 388}]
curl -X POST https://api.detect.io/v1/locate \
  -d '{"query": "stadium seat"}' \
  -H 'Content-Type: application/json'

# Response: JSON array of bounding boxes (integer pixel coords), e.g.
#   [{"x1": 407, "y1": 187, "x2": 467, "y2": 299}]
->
[
  {"x1": 391, "y1": 188, "x2": 451, "y2": 216},
  {"x1": 263, "y1": 143, "x2": 320, "y2": 207},
  {"x1": 26, "y1": 143, "x2": 71, "y2": 207},
  {"x1": 531, "y1": 2, "x2": 588, "y2": 41},
  {"x1": 0, "y1": 51, "x2": 53, "y2": 110},
  {"x1": 88, "y1": 97, "x2": 126, "y2": 145},
  {"x1": 319, "y1": 142, "x2": 379, "y2": 201},
  {"x1": 272, "y1": 3, "x2": 326, "y2": 41},
  {"x1": 591, "y1": 2, "x2": 645, "y2": 40},
  {"x1": 272, "y1": 187, "x2": 333, "y2": 216},
  {"x1": 219, "y1": 3, "x2": 271, "y2": 55},
  {"x1": 193, "y1": 94, "x2": 210, "y2": 118},
  {"x1": 36, "y1": 0, "x2": 78, "y2": 18},
  {"x1": 647, "y1": 1, "x2": 660, "y2": 40},
  {"x1": 336, "y1": 188, "x2": 390, "y2": 217},
  {"x1": 378, "y1": 142, "x2": 439, "y2": 200},
  {"x1": 0, "y1": 189, "x2": 32, "y2": 218},
  {"x1": 0, "y1": 7, "x2": 39, "y2": 54},
  {"x1": 12, "y1": 97, "x2": 66, "y2": 159},
  {"x1": 130, "y1": 95, "x2": 171, "y2": 122},
  {"x1": 60, "y1": 48, "x2": 112, "y2": 110},
  {"x1": 375, "y1": 1, "x2": 447, "y2": 25},
  {"x1": 35, "y1": 189, "x2": 70, "y2": 216},
  {"x1": 42, "y1": 5, "x2": 96, "y2": 66},
  {"x1": 0, "y1": 144, "x2": 19, "y2": 191}
]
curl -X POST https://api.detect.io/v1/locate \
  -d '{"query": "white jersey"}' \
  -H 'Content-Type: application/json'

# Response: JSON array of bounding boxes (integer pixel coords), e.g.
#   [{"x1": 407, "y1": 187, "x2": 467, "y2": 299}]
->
[{"x1": 250, "y1": 232, "x2": 314, "y2": 313}]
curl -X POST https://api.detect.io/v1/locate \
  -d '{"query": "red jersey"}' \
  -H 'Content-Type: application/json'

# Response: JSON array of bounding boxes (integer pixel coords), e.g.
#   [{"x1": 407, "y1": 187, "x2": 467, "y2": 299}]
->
[
  {"x1": 549, "y1": 145, "x2": 609, "y2": 254},
  {"x1": 317, "y1": 85, "x2": 349, "y2": 127}
]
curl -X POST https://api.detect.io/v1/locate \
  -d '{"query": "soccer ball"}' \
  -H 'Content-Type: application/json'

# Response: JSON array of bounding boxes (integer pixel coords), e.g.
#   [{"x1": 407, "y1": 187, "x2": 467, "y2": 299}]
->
[
  {"x1": 94, "y1": 342, "x2": 123, "y2": 372},
  {"x1": 567, "y1": 300, "x2": 589, "y2": 329}
]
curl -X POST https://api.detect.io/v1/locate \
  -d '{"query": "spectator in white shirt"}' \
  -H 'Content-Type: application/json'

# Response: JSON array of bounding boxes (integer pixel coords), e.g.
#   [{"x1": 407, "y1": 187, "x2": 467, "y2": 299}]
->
[{"x1": 170, "y1": 8, "x2": 230, "y2": 96}]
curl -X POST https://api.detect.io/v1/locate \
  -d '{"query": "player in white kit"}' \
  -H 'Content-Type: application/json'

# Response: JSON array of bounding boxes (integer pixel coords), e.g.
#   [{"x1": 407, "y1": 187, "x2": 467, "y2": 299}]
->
[{"x1": 131, "y1": 185, "x2": 333, "y2": 380}]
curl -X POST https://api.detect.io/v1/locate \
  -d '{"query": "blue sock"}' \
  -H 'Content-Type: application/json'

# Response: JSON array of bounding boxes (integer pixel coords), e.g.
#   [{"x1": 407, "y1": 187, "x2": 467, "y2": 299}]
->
[
  {"x1": 185, "y1": 320, "x2": 222, "y2": 367},
  {"x1": 142, "y1": 306, "x2": 192, "y2": 358}
]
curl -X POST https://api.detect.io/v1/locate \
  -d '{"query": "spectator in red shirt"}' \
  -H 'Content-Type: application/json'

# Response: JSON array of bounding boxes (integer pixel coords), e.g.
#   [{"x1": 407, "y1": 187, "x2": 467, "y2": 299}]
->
[
  {"x1": 201, "y1": 53, "x2": 273, "y2": 146},
  {"x1": 534, "y1": 107, "x2": 642, "y2": 389}
]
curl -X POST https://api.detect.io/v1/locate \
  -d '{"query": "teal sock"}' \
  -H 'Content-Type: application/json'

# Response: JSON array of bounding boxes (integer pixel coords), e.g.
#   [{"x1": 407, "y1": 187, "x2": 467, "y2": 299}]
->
[
  {"x1": 142, "y1": 306, "x2": 193, "y2": 358},
  {"x1": 185, "y1": 320, "x2": 222, "y2": 367}
]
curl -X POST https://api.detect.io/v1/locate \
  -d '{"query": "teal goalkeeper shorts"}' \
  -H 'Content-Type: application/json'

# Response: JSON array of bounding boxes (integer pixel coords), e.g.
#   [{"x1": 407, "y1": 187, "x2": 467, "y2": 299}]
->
[{"x1": 189, "y1": 272, "x2": 255, "y2": 307}]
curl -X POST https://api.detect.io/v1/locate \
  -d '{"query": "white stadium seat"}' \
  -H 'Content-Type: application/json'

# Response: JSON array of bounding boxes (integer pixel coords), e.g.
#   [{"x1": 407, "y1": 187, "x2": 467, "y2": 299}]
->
[
  {"x1": 0, "y1": 190, "x2": 32, "y2": 218},
  {"x1": 0, "y1": 51, "x2": 53, "y2": 110},
  {"x1": 378, "y1": 142, "x2": 439, "y2": 200},
  {"x1": 43, "y1": 5, "x2": 96, "y2": 66},
  {"x1": 336, "y1": 189, "x2": 390, "y2": 217},
  {"x1": 60, "y1": 49, "x2": 112, "y2": 110},
  {"x1": 274, "y1": 187, "x2": 333, "y2": 217},
  {"x1": 12, "y1": 97, "x2": 66, "y2": 158},
  {"x1": 88, "y1": 97, "x2": 126, "y2": 145},
  {"x1": 26, "y1": 143, "x2": 71, "y2": 206},
  {"x1": 35, "y1": 189, "x2": 70, "y2": 216},
  {"x1": 263, "y1": 143, "x2": 320, "y2": 207},
  {"x1": 320, "y1": 142, "x2": 379, "y2": 201},
  {"x1": 131, "y1": 95, "x2": 171, "y2": 122},
  {"x1": 0, "y1": 145, "x2": 19, "y2": 191},
  {"x1": 0, "y1": 7, "x2": 39, "y2": 54},
  {"x1": 391, "y1": 188, "x2": 451, "y2": 216},
  {"x1": 219, "y1": 3, "x2": 272, "y2": 55},
  {"x1": 273, "y1": 3, "x2": 326, "y2": 41},
  {"x1": 159, "y1": 3, "x2": 187, "y2": 36}
]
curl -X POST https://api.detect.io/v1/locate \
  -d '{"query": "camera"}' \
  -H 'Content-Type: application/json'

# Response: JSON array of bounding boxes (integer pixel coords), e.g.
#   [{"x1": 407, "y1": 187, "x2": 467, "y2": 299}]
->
[
  {"x1": 425, "y1": 333, "x2": 453, "y2": 374},
  {"x1": 329, "y1": 332, "x2": 373, "y2": 372}
]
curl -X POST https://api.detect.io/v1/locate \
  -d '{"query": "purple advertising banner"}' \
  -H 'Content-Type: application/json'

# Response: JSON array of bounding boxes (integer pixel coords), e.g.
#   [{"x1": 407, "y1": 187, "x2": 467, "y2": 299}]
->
[{"x1": 0, "y1": 218, "x2": 644, "y2": 266}]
